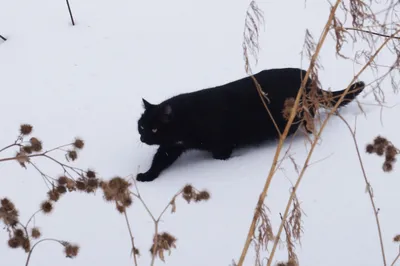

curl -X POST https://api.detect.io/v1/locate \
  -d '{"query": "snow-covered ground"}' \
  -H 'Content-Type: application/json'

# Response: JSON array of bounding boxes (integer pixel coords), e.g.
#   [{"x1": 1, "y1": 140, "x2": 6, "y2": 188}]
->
[{"x1": 1, "y1": 0, "x2": 400, "y2": 265}]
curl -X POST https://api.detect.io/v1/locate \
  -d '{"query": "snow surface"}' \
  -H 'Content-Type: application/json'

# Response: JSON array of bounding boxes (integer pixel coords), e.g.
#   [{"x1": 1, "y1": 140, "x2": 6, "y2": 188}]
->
[{"x1": 1, "y1": 0, "x2": 400, "y2": 265}]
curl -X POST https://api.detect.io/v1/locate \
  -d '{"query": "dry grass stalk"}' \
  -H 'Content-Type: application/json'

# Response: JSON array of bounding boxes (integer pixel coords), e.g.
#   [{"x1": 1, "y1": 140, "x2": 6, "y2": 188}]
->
[
  {"x1": 264, "y1": 26, "x2": 400, "y2": 266},
  {"x1": 242, "y1": 1, "x2": 283, "y2": 137},
  {"x1": 239, "y1": 0, "x2": 400, "y2": 264},
  {"x1": 281, "y1": 213, "x2": 299, "y2": 266},
  {"x1": 236, "y1": 1, "x2": 343, "y2": 264}
]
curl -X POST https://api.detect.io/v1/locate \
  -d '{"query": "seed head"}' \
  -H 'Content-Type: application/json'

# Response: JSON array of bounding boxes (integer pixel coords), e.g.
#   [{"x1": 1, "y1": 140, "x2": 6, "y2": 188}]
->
[
  {"x1": 58, "y1": 176, "x2": 68, "y2": 185},
  {"x1": 22, "y1": 146, "x2": 33, "y2": 154},
  {"x1": 365, "y1": 144, "x2": 374, "y2": 154},
  {"x1": 20, "y1": 124, "x2": 33, "y2": 135},
  {"x1": 87, "y1": 178, "x2": 99, "y2": 189},
  {"x1": 73, "y1": 138, "x2": 84, "y2": 149},
  {"x1": 14, "y1": 228, "x2": 24, "y2": 238},
  {"x1": 123, "y1": 196, "x2": 133, "y2": 207},
  {"x1": 31, "y1": 227, "x2": 41, "y2": 239},
  {"x1": 183, "y1": 184, "x2": 193, "y2": 194},
  {"x1": 86, "y1": 170, "x2": 96, "y2": 178},
  {"x1": 67, "y1": 150, "x2": 78, "y2": 161},
  {"x1": 48, "y1": 189, "x2": 61, "y2": 202},
  {"x1": 8, "y1": 237, "x2": 21, "y2": 248},
  {"x1": 76, "y1": 181, "x2": 86, "y2": 191},
  {"x1": 374, "y1": 136, "x2": 388, "y2": 146},
  {"x1": 41, "y1": 201, "x2": 53, "y2": 214},
  {"x1": 116, "y1": 204, "x2": 125, "y2": 213},
  {"x1": 22, "y1": 238, "x2": 31, "y2": 252},
  {"x1": 385, "y1": 145, "x2": 397, "y2": 162},
  {"x1": 29, "y1": 137, "x2": 42, "y2": 152},
  {"x1": 64, "y1": 244, "x2": 79, "y2": 258},
  {"x1": 382, "y1": 161, "x2": 393, "y2": 172},
  {"x1": 1, "y1": 198, "x2": 15, "y2": 211},
  {"x1": 196, "y1": 191, "x2": 211, "y2": 201},
  {"x1": 57, "y1": 185, "x2": 67, "y2": 194},
  {"x1": 376, "y1": 145, "x2": 385, "y2": 156},
  {"x1": 394, "y1": 235, "x2": 400, "y2": 242}
]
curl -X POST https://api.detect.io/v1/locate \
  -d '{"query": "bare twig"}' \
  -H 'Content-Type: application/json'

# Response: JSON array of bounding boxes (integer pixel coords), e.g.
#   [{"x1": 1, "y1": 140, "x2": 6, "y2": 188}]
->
[
  {"x1": 65, "y1": 0, "x2": 75, "y2": 26},
  {"x1": 338, "y1": 114, "x2": 387, "y2": 266},
  {"x1": 0, "y1": 34, "x2": 6, "y2": 41},
  {"x1": 123, "y1": 210, "x2": 139, "y2": 266}
]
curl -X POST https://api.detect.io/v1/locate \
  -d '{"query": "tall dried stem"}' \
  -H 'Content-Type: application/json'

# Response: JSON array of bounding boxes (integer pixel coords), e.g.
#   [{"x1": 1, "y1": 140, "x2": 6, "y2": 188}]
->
[{"x1": 236, "y1": 1, "x2": 343, "y2": 264}]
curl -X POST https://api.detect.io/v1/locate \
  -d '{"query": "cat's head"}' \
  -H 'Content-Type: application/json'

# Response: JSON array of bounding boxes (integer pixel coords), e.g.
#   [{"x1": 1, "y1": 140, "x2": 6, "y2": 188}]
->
[{"x1": 137, "y1": 98, "x2": 177, "y2": 145}]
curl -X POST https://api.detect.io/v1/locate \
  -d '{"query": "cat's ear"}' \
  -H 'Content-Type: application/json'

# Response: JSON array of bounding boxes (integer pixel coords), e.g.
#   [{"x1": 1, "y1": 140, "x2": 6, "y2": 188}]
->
[
  {"x1": 142, "y1": 98, "x2": 153, "y2": 109},
  {"x1": 161, "y1": 104, "x2": 173, "y2": 123}
]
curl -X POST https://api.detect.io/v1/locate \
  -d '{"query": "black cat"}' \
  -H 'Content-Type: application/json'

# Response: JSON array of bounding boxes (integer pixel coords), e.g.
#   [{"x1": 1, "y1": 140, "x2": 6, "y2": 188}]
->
[{"x1": 136, "y1": 67, "x2": 365, "y2": 182}]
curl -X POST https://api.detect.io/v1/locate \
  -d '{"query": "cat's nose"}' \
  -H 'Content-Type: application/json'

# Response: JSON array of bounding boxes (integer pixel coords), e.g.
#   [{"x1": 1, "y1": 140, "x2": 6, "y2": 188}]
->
[{"x1": 140, "y1": 136, "x2": 144, "y2": 142}]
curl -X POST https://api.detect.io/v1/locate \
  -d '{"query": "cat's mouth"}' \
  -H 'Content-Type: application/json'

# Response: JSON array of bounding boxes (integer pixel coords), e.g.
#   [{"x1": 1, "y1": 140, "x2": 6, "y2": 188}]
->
[{"x1": 140, "y1": 135, "x2": 157, "y2": 145}]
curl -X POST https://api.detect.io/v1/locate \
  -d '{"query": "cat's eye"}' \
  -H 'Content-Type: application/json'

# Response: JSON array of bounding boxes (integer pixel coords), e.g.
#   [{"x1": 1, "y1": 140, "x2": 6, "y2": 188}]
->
[
  {"x1": 152, "y1": 128, "x2": 158, "y2": 133},
  {"x1": 140, "y1": 126, "x2": 144, "y2": 130}
]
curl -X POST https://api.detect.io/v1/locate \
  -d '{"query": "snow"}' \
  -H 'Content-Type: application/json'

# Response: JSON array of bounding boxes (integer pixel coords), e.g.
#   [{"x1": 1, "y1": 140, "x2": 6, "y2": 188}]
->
[{"x1": 1, "y1": 0, "x2": 400, "y2": 265}]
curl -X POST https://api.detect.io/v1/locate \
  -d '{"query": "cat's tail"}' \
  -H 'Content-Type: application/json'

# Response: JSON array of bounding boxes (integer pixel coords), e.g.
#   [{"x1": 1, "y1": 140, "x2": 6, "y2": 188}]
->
[{"x1": 319, "y1": 81, "x2": 366, "y2": 108}]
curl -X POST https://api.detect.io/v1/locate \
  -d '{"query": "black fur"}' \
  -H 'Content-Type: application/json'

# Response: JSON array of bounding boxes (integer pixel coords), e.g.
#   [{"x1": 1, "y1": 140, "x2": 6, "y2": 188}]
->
[{"x1": 136, "y1": 68, "x2": 365, "y2": 182}]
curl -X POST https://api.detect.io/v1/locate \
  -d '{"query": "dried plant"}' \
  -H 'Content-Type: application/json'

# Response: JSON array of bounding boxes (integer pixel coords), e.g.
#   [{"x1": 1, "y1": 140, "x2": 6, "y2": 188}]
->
[
  {"x1": 237, "y1": 1, "x2": 400, "y2": 266},
  {"x1": 99, "y1": 174, "x2": 211, "y2": 265},
  {"x1": 0, "y1": 197, "x2": 79, "y2": 265},
  {"x1": 365, "y1": 135, "x2": 399, "y2": 172},
  {"x1": 2, "y1": 124, "x2": 211, "y2": 266}
]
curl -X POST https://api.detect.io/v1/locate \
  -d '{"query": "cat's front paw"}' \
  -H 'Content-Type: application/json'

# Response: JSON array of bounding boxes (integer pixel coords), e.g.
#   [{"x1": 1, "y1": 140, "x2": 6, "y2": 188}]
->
[{"x1": 136, "y1": 171, "x2": 158, "y2": 182}]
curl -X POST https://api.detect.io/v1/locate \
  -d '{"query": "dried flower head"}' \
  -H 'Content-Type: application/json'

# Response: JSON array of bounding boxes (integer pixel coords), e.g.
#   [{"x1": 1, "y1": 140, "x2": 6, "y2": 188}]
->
[
  {"x1": 183, "y1": 184, "x2": 193, "y2": 194},
  {"x1": 86, "y1": 170, "x2": 96, "y2": 178},
  {"x1": 374, "y1": 136, "x2": 388, "y2": 146},
  {"x1": 20, "y1": 124, "x2": 33, "y2": 135},
  {"x1": 29, "y1": 137, "x2": 42, "y2": 152},
  {"x1": 116, "y1": 204, "x2": 125, "y2": 213},
  {"x1": 8, "y1": 237, "x2": 21, "y2": 248},
  {"x1": 75, "y1": 181, "x2": 86, "y2": 191},
  {"x1": 150, "y1": 231, "x2": 177, "y2": 261},
  {"x1": 31, "y1": 227, "x2": 41, "y2": 239},
  {"x1": 73, "y1": 138, "x2": 84, "y2": 149},
  {"x1": 40, "y1": 201, "x2": 53, "y2": 214},
  {"x1": 58, "y1": 176, "x2": 68, "y2": 185},
  {"x1": 22, "y1": 145, "x2": 33, "y2": 154},
  {"x1": 282, "y1": 98, "x2": 296, "y2": 120},
  {"x1": 64, "y1": 244, "x2": 79, "y2": 258},
  {"x1": 48, "y1": 189, "x2": 61, "y2": 202},
  {"x1": 393, "y1": 235, "x2": 400, "y2": 242},
  {"x1": 382, "y1": 161, "x2": 393, "y2": 172},
  {"x1": 57, "y1": 185, "x2": 67, "y2": 194},
  {"x1": 15, "y1": 228, "x2": 24, "y2": 237},
  {"x1": 365, "y1": 144, "x2": 374, "y2": 154},
  {"x1": 22, "y1": 237, "x2": 31, "y2": 252},
  {"x1": 0, "y1": 198, "x2": 19, "y2": 226},
  {"x1": 195, "y1": 191, "x2": 211, "y2": 202},
  {"x1": 67, "y1": 150, "x2": 78, "y2": 161}
]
